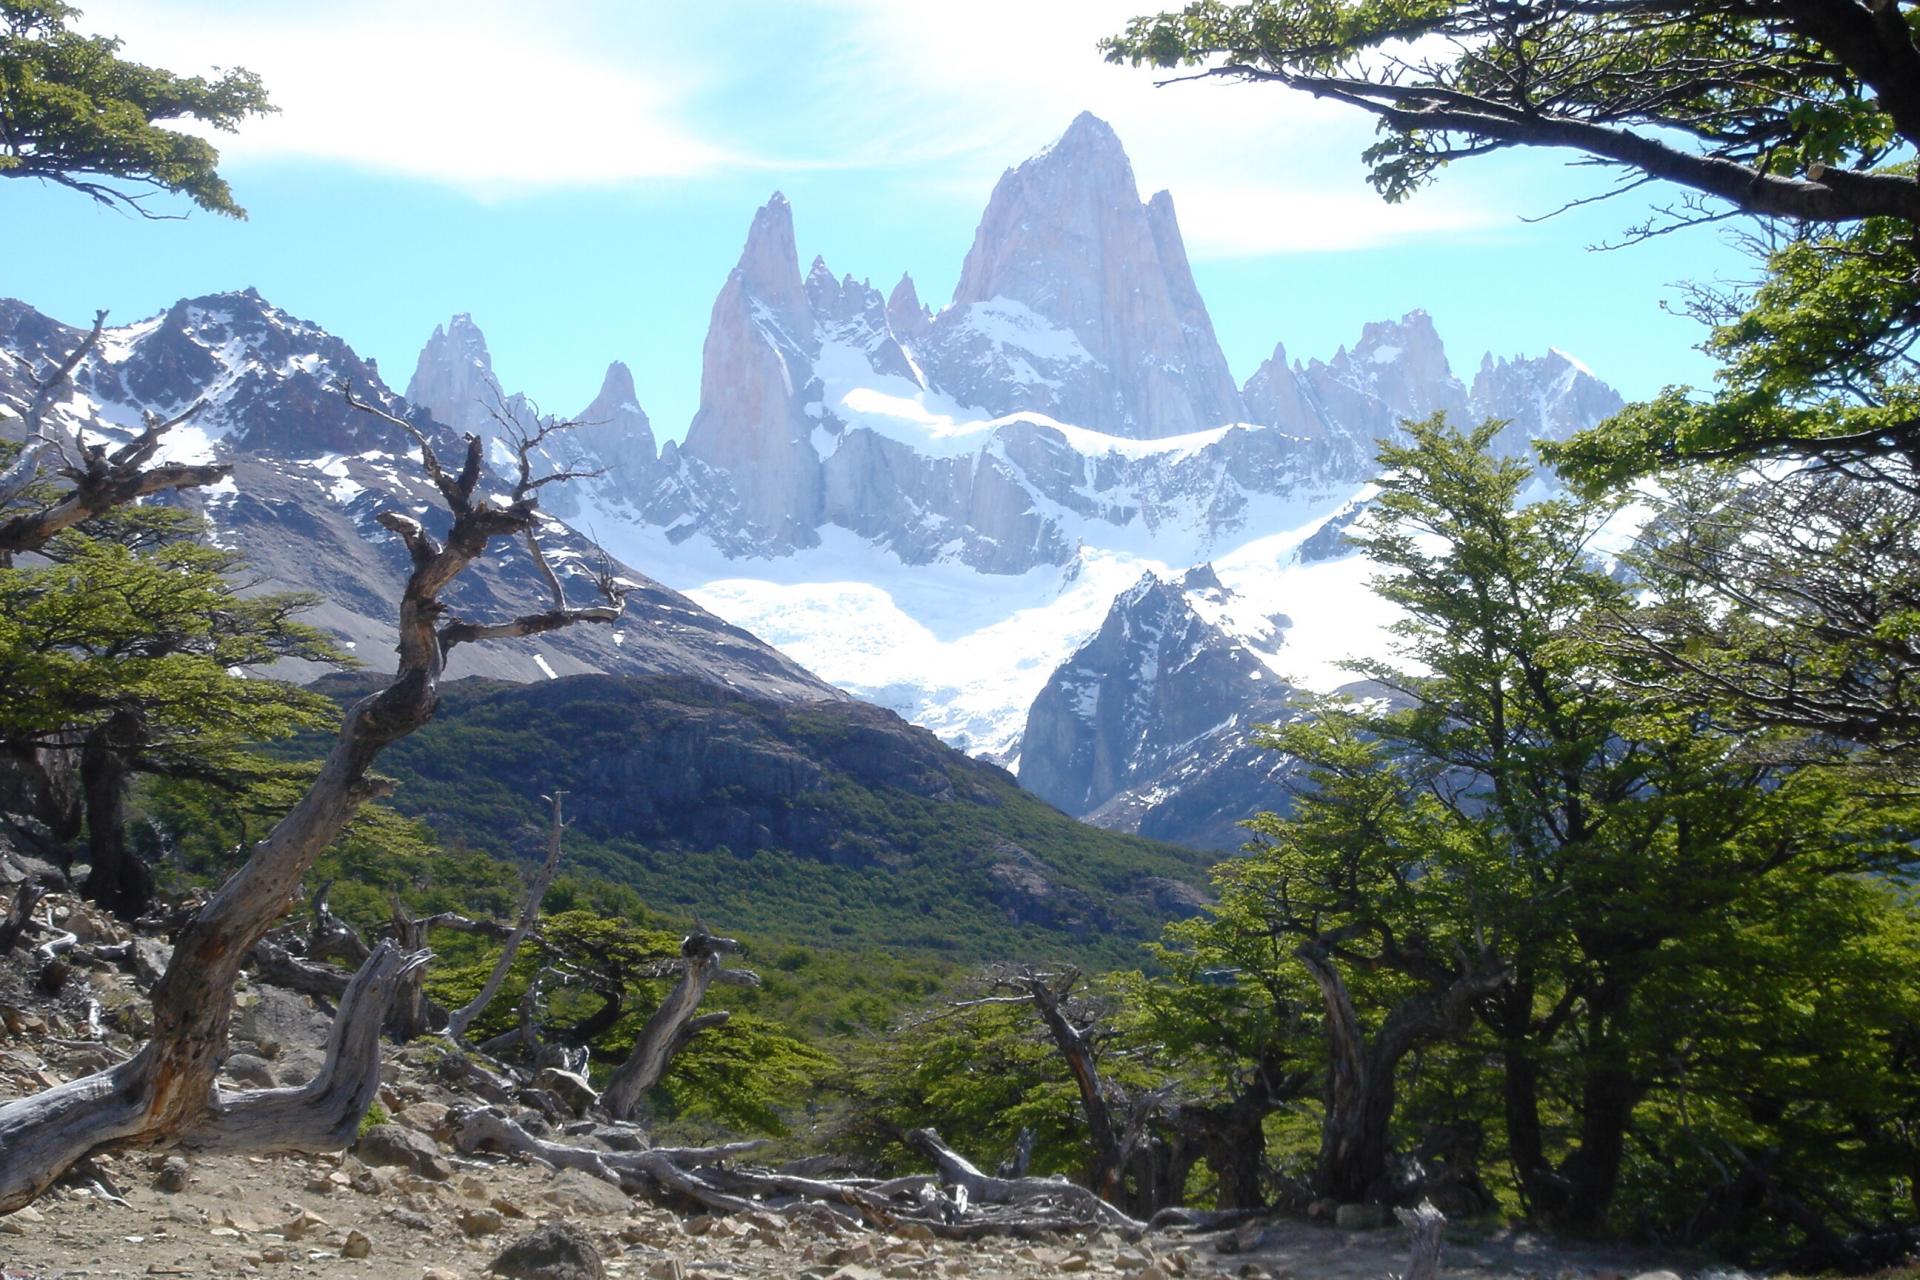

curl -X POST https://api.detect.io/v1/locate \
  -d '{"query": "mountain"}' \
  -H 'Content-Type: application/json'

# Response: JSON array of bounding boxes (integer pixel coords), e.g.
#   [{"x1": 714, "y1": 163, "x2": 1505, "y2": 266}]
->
[
  {"x1": 0, "y1": 291, "x2": 831, "y2": 701},
  {"x1": 311, "y1": 671, "x2": 1213, "y2": 965},
  {"x1": 405, "y1": 314, "x2": 659, "y2": 525},
  {"x1": 919, "y1": 111, "x2": 1245, "y2": 437},
  {"x1": 491, "y1": 113, "x2": 1629, "y2": 777},
  {"x1": 1017, "y1": 566, "x2": 1312, "y2": 850}
]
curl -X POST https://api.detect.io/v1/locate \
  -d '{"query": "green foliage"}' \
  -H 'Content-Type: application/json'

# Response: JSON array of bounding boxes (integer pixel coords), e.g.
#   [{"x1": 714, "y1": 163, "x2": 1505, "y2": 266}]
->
[
  {"x1": 0, "y1": 0, "x2": 272, "y2": 215},
  {"x1": 1170, "y1": 419, "x2": 1920, "y2": 1245},
  {"x1": 284, "y1": 674, "x2": 1210, "y2": 968},
  {"x1": 0, "y1": 532, "x2": 340, "y2": 760},
  {"x1": 1547, "y1": 209, "x2": 1920, "y2": 487},
  {"x1": 356, "y1": 1101, "x2": 388, "y2": 1138}
]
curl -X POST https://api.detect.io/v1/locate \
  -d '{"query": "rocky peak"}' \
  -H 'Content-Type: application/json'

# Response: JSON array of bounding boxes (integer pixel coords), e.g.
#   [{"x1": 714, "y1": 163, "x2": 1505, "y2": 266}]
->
[
  {"x1": 406, "y1": 312, "x2": 501, "y2": 438},
  {"x1": 678, "y1": 196, "x2": 828, "y2": 543},
  {"x1": 886, "y1": 272, "x2": 931, "y2": 344},
  {"x1": 1468, "y1": 347, "x2": 1626, "y2": 457},
  {"x1": 1241, "y1": 338, "x2": 1330, "y2": 444},
  {"x1": 923, "y1": 113, "x2": 1245, "y2": 438},
  {"x1": 576, "y1": 360, "x2": 657, "y2": 479},
  {"x1": 1018, "y1": 569, "x2": 1287, "y2": 815},
  {"x1": 735, "y1": 192, "x2": 812, "y2": 346}
]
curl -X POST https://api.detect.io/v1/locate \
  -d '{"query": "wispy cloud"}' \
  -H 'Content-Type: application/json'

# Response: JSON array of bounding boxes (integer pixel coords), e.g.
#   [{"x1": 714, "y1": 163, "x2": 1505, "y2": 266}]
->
[
  {"x1": 82, "y1": 0, "x2": 1504, "y2": 249},
  {"x1": 78, "y1": 0, "x2": 743, "y2": 191}
]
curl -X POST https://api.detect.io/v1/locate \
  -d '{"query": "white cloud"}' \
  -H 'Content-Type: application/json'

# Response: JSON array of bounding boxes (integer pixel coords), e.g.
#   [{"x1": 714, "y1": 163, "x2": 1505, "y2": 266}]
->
[
  {"x1": 76, "y1": 0, "x2": 1504, "y2": 249},
  {"x1": 790, "y1": 0, "x2": 1507, "y2": 256},
  {"x1": 76, "y1": 0, "x2": 742, "y2": 190}
]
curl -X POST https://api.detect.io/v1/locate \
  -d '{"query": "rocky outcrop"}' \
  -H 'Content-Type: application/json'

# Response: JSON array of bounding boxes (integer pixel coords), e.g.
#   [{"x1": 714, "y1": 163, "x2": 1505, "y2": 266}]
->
[
  {"x1": 574, "y1": 360, "x2": 657, "y2": 489},
  {"x1": 404, "y1": 312, "x2": 498, "y2": 439},
  {"x1": 919, "y1": 113, "x2": 1245, "y2": 437},
  {"x1": 1468, "y1": 348, "x2": 1626, "y2": 459},
  {"x1": 678, "y1": 194, "x2": 827, "y2": 545}
]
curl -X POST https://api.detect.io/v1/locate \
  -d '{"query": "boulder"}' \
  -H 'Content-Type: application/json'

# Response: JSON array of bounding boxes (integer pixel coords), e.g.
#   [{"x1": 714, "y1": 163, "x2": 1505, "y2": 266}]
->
[
  {"x1": 355, "y1": 1123, "x2": 453, "y2": 1181},
  {"x1": 488, "y1": 1222, "x2": 605, "y2": 1280}
]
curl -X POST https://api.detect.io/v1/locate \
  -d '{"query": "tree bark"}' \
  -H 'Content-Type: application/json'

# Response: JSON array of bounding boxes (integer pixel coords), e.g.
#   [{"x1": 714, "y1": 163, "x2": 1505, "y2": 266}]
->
[
  {"x1": 1023, "y1": 972, "x2": 1128, "y2": 1205},
  {"x1": 1297, "y1": 939, "x2": 1509, "y2": 1204},
  {"x1": 444, "y1": 792, "x2": 566, "y2": 1043},
  {"x1": 0, "y1": 385, "x2": 624, "y2": 1215},
  {"x1": 598, "y1": 929, "x2": 754, "y2": 1121},
  {"x1": 79, "y1": 712, "x2": 151, "y2": 920}
]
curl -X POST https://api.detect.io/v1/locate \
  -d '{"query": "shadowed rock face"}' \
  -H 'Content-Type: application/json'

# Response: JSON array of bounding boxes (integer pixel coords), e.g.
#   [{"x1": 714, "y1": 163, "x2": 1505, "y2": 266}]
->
[
  {"x1": 1019, "y1": 568, "x2": 1296, "y2": 820},
  {"x1": 921, "y1": 112, "x2": 1246, "y2": 438}
]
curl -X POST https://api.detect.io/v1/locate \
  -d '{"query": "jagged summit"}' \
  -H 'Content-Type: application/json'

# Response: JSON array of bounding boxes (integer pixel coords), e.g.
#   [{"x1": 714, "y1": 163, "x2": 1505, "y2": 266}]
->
[
  {"x1": 921, "y1": 113, "x2": 1245, "y2": 438},
  {"x1": 406, "y1": 312, "x2": 499, "y2": 438}
]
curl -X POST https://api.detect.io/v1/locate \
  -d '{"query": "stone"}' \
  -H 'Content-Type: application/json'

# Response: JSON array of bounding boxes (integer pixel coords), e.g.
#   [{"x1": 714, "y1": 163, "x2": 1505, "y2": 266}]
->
[
  {"x1": 644, "y1": 1262, "x2": 683, "y2": 1280},
  {"x1": 398, "y1": 1101, "x2": 453, "y2": 1139},
  {"x1": 154, "y1": 1155, "x2": 190, "y2": 1193},
  {"x1": 356, "y1": 1123, "x2": 453, "y2": 1181},
  {"x1": 461, "y1": 1208, "x2": 506, "y2": 1237},
  {"x1": 488, "y1": 1221, "x2": 606, "y2": 1280},
  {"x1": 221, "y1": 1051, "x2": 278, "y2": 1089},
  {"x1": 531, "y1": 1067, "x2": 598, "y2": 1116},
  {"x1": 341, "y1": 1229, "x2": 372, "y2": 1259},
  {"x1": 539, "y1": 1168, "x2": 629, "y2": 1217}
]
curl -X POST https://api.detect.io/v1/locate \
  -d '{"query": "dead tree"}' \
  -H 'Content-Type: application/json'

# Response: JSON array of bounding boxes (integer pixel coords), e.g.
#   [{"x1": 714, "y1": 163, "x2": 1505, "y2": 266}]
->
[
  {"x1": 444, "y1": 790, "x2": 569, "y2": 1043},
  {"x1": 0, "y1": 383, "x2": 626, "y2": 1214},
  {"x1": 0, "y1": 312, "x2": 228, "y2": 563},
  {"x1": 1396, "y1": 1200, "x2": 1447, "y2": 1280},
  {"x1": 599, "y1": 924, "x2": 759, "y2": 1121}
]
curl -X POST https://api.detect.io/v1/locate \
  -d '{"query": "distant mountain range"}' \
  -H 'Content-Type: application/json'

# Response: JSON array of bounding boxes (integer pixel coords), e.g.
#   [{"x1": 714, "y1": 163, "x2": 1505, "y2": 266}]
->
[{"x1": 1, "y1": 111, "x2": 1628, "y2": 854}]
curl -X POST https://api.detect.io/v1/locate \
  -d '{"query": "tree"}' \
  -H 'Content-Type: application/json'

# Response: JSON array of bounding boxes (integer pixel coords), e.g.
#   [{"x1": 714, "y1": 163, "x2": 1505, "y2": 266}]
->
[
  {"x1": 1221, "y1": 418, "x2": 1918, "y2": 1235},
  {"x1": 1104, "y1": 0, "x2": 1920, "y2": 478},
  {"x1": 0, "y1": 0, "x2": 272, "y2": 217},
  {"x1": 0, "y1": 511, "x2": 344, "y2": 916},
  {"x1": 1231, "y1": 717, "x2": 1509, "y2": 1207},
  {"x1": 0, "y1": 380, "x2": 627, "y2": 1214}
]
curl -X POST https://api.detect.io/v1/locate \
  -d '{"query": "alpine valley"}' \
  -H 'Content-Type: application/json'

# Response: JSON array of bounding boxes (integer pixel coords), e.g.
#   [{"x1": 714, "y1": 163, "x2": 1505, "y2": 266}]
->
[{"x1": 1, "y1": 112, "x2": 1624, "y2": 860}]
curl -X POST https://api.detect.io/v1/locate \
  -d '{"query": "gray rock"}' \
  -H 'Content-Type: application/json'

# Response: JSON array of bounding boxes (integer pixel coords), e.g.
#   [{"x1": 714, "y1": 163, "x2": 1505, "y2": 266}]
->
[
  {"x1": 220, "y1": 1051, "x2": 277, "y2": 1089},
  {"x1": 488, "y1": 1221, "x2": 606, "y2": 1280},
  {"x1": 539, "y1": 1168, "x2": 629, "y2": 1217},
  {"x1": 355, "y1": 1123, "x2": 453, "y2": 1181},
  {"x1": 154, "y1": 1155, "x2": 190, "y2": 1193}
]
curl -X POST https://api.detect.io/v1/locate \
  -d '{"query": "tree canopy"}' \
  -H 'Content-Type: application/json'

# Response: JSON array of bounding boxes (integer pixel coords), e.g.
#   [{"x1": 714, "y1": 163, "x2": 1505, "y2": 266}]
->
[
  {"x1": 0, "y1": 0, "x2": 272, "y2": 216},
  {"x1": 1104, "y1": 0, "x2": 1920, "y2": 480}
]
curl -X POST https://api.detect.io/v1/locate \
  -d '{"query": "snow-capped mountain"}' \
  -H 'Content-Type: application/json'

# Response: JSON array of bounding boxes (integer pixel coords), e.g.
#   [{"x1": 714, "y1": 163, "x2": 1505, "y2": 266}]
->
[
  {"x1": 4, "y1": 111, "x2": 1630, "y2": 848},
  {"x1": 404, "y1": 314, "x2": 659, "y2": 525},
  {"x1": 0, "y1": 291, "x2": 834, "y2": 702},
  {"x1": 1017, "y1": 565, "x2": 1307, "y2": 844}
]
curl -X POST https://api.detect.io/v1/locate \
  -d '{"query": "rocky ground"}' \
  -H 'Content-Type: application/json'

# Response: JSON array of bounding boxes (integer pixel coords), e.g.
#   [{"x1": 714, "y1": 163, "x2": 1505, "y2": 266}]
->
[{"x1": 0, "y1": 895, "x2": 1727, "y2": 1280}]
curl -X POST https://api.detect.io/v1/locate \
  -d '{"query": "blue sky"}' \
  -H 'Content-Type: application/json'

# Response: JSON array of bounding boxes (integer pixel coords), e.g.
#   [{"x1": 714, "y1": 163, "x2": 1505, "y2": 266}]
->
[{"x1": 5, "y1": 0, "x2": 1752, "y2": 439}]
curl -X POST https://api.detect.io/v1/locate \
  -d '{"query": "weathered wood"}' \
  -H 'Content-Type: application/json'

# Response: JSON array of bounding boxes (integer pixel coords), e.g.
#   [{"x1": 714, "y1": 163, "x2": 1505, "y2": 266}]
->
[
  {"x1": 186, "y1": 942, "x2": 426, "y2": 1152},
  {"x1": 445, "y1": 792, "x2": 567, "y2": 1043},
  {"x1": 0, "y1": 385, "x2": 626, "y2": 1215},
  {"x1": 249, "y1": 939, "x2": 352, "y2": 1004},
  {"x1": 906, "y1": 1128, "x2": 1147, "y2": 1234},
  {"x1": 599, "y1": 929, "x2": 754, "y2": 1121},
  {"x1": 1396, "y1": 1200, "x2": 1447, "y2": 1280}
]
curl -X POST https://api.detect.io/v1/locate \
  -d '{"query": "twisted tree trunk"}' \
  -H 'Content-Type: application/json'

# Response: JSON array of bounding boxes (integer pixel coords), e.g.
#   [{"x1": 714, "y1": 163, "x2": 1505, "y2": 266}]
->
[
  {"x1": 599, "y1": 929, "x2": 756, "y2": 1121},
  {"x1": 0, "y1": 385, "x2": 624, "y2": 1214}
]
